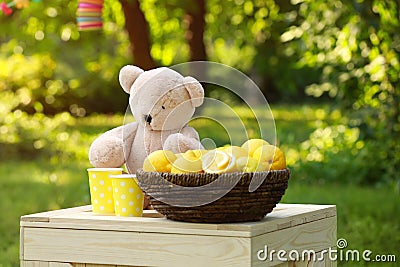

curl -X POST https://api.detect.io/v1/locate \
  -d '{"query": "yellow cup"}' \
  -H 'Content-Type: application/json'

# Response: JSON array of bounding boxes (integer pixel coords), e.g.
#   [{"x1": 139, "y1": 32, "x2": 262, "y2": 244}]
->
[
  {"x1": 110, "y1": 174, "x2": 144, "y2": 217},
  {"x1": 87, "y1": 168, "x2": 123, "y2": 214}
]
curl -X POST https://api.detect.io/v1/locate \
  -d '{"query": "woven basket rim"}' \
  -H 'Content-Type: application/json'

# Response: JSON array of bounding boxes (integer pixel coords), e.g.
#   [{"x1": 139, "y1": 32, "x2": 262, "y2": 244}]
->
[
  {"x1": 136, "y1": 167, "x2": 289, "y2": 176},
  {"x1": 136, "y1": 168, "x2": 290, "y2": 187}
]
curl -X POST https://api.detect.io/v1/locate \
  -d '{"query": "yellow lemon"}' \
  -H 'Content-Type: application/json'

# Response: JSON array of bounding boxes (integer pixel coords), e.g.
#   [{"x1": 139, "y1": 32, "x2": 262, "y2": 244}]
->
[
  {"x1": 175, "y1": 153, "x2": 184, "y2": 159},
  {"x1": 220, "y1": 146, "x2": 248, "y2": 159},
  {"x1": 183, "y1": 149, "x2": 208, "y2": 160},
  {"x1": 201, "y1": 150, "x2": 236, "y2": 173},
  {"x1": 252, "y1": 145, "x2": 275, "y2": 171},
  {"x1": 142, "y1": 150, "x2": 177, "y2": 172},
  {"x1": 171, "y1": 156, "x2": 203, "y2": 174},
  {"x1": 253, "y1": 145, "x2": 286, "y2": 171},
  {"x1": 216, "y1": 145, "x2": 231, "y2": 151},
  {"x1": 236, "y1": 157, "x2": 263, "y2": 172},
  {"x1": 241, "y1": 139, "x2": 270, "y2": 157},
  {"x1": 270, "y1": 146, "x2": 286, "y2": 170}
]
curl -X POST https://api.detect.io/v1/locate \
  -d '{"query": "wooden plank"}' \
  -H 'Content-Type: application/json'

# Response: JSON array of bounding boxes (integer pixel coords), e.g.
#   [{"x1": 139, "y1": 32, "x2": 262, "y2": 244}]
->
[
  {"x1": 20, "y1": 204, "x2": 336, "y2": 238},
  {"x1": 21, "y1": 206, "x2": 92, "y2": 223},
  {"x1": 20, "y1": 220, "x2": 244, "y2": 238},
  {"x1": 273, "y1": 262, "x2": 290, "y2": 267},
  {"x1": 23, "y1": 227, "x2": 251, "y2": 267},
  {"x1": 219, "y1": 204, "x2": 336, "y2": 236},
  {"x1": 274, "y1": 262, "x2": 304, "y2": 267},
  {"x1": 21, "y1": 261, "x2": 49, "y2": 267},
  {"x1": 251, "y1": 217, "x2": 337, "y2": 267},
  {"x1": 49, "y1": 263, "x2": 73, "y2": 267},
  {"x1": 271, "y1": 249, "x2": 337, "y2": 267},
  {"x1": 49, "y1": 212, "x2": 220, "y2": 232},
  {"x1": 142, "y1": 209, "x2": 164, "y2": 218},
  {"x1": 20, "y1": 226, "x2": 25, "y2": 260}
]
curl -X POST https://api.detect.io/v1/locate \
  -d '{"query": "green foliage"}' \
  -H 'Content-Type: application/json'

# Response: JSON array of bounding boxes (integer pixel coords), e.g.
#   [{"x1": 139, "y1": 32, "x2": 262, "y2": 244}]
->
[
  {"x1": 0, "y1": 0, "x2": 130, "y2": 114},
  {"x1": 203, "y1": 0, "x2": 400, "y2": 187},
  {"x1": 275, "y1": 104, "x2": 399, "y2": 186},
  {"x1": 284, "y1": 0, "x2": 400, "y2": 184},
  {"x1": 140, "y1": 0, "x2": 188, "y2": 65},
  {"x1": 0, "y1": 88, "x2": 124, "y2": 160}
]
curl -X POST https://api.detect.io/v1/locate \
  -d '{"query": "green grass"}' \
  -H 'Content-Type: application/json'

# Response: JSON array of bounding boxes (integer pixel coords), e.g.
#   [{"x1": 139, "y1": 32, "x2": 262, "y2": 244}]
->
[
  {"x1": 0, "y1": 160, "x2": 91, "y2": 266},
  {"x1": 0, "y1": 105, "x2": 399, "y2": 266}
]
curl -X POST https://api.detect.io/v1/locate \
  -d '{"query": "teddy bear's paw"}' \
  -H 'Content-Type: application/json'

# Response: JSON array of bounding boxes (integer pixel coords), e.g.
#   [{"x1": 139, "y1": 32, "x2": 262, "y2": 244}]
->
[
  {"x1": 164, "y1": 133, "x2": 204, "y2": 154},
  {"x1": 89, "y1": 136, "x2": 125, "y2": 168}
]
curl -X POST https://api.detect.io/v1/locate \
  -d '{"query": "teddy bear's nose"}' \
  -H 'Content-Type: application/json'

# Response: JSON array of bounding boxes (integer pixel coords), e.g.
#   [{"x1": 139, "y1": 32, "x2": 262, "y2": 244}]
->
[{"x1": 144, "y1": 114, "x2": 152, "y2": 124}]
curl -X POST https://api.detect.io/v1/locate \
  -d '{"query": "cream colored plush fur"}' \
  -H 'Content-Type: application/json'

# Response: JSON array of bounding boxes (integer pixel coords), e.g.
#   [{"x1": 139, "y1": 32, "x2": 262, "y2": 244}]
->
[{"x1": 88, "y1": 65, "x2": 204, "y2": 174}]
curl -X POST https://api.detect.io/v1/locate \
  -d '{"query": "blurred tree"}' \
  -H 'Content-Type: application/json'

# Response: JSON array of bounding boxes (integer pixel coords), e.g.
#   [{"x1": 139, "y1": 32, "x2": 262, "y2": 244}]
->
[
  {"x1": 131, "y1": 0, "x2": 207, "y2": 63},
  {"x1": 120, "y1": 0, "x2": 156, "y2": 69},
  {"x1": 184, "y1": 0, "x2": 207, "y2": 61}
]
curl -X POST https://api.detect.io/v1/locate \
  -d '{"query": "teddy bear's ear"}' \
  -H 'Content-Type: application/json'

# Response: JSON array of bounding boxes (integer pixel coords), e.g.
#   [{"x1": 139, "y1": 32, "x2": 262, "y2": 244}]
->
[
  {"x1": 119, "y1": 65, "x2": 144, "y2": 94},
  {"x1": 183, "y1": 76, "x2": 204, "y2": 107}
]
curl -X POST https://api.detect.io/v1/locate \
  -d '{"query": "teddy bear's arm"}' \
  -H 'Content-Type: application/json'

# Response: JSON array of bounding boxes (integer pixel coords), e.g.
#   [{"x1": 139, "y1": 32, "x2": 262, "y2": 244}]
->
[
  {"x1": 180, "y1": 126, "x2": 201, "y2": 141},
  {"x1": 88, "y1": 122, "x2": 139, "y2": 168},
  {"x1": 163, "y1": 126, "x2": 204, "y2": 153}
]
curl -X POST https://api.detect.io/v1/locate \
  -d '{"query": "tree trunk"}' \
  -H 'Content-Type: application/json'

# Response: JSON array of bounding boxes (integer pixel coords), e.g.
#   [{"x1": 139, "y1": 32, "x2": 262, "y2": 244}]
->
[
  {"x1": 120, "y1": 0, "x2": 156, "y2": 70},
  {"x1": 184, "y1": 0, "x2": 207, "y2": 61}
]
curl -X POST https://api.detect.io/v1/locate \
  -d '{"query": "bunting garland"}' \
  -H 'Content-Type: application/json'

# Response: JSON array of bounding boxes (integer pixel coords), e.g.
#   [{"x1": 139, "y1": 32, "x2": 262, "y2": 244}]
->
[
  {"x1": 76, "y1": 0, "x2": 104, "y2": 31},
  {"x1": 0, "y1": 0, "x2": 40, "y2": 16}
]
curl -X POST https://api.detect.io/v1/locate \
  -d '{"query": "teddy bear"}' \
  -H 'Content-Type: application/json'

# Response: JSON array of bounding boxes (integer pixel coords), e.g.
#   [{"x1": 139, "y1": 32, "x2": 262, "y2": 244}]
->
[{"x1": 88, "y1": 65, "x2": 205, "y2": 175}]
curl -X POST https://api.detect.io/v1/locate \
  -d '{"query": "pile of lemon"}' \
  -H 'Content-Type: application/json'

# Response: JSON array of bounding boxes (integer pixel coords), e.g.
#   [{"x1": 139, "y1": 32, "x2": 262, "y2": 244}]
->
[{"x1": 142, "y1": 139, "x2": 286, "y2": 174}]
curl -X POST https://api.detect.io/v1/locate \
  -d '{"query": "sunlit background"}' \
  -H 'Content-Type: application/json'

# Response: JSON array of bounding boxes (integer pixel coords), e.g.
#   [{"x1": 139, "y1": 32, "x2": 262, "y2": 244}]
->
[{"x1": 0, "y1": 0, "x2": 399, "y2": 266}]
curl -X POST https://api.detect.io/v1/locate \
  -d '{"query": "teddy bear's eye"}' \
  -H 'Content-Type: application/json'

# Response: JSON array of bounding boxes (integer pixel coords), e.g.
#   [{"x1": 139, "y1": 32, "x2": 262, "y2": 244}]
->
[{"x1": 162, "y1": 106, "x2": 166, "y2": 110}]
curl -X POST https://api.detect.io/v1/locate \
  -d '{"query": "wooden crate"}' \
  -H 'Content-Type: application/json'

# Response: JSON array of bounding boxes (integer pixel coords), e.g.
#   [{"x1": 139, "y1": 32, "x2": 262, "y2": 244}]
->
[{"x1": 20, "y1": 204, "x2": 336, "y2": 267}]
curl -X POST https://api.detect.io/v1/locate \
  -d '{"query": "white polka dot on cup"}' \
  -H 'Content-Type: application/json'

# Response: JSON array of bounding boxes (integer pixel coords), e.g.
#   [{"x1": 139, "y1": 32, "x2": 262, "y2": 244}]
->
[
  {"x1": 136, "y1": 194, "x2": 141, "y2": 199},
  {"x1": 121, "y1": 194, "x2": 126, "y2": 200},
  {"x1": 129, "y1": 188, "x2": 134, "y2": 193},
  {"x1": 100, "y1": 206, "x2": 104, "y2": 211},
  {"x1": 122, "y1": 208, "x2": 126, "y2": 213},
  {"x1": 120, "y1": 181, "x2": 125, "y2": 187},
  {"x1": 93, "y1": 186, "x2": 97, "y2": 192},
  {"x1": 100, "y1": 193, "x2": 104, "y2": 198},
  {"x1": 92, "y1": 174, "x2": 96, "y2": 178},
  {"x1": 99, "y1": 180, "x2": 104, "y2": 185},
  {"x1": 129, "y1": 201, "x2": 134, "y2": 206},
  {"x1": 115, "y1": 188, "x2": 118, "y2": 193}
]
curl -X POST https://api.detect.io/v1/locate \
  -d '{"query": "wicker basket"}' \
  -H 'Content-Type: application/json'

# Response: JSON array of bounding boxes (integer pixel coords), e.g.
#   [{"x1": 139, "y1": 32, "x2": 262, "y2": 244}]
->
[{"x1": 136, "y1": 168, "x2": 290, "y2": 223}]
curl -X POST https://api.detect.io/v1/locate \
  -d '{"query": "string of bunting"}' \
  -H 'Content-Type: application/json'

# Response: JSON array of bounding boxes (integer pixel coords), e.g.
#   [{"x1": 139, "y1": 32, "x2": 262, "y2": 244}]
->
[
  {"x1": 0, "y1": 0, "x2": 40, "y2": 16},
  {"x1": 76, "y1": 0, "x2": 104, "y2": 31}
]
